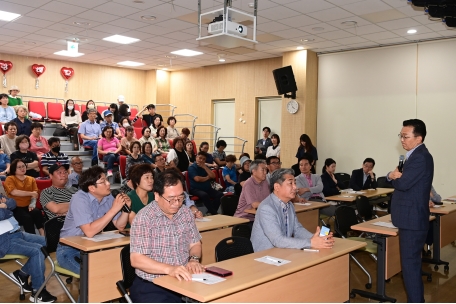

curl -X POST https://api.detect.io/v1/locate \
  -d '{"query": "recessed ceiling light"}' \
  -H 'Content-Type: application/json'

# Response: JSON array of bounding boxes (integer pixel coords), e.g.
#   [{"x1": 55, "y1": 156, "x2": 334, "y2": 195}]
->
[
  {"x1": 312, "y1": 27, "x2": 325, "y2": 31},
  {"x1": 23, "y1": 41, "x2": 36, "y2": 45},
  {"x1": 117, "y1": 61, "x2": 144, "y2": 67},
  {"x1": 301, "y1": 38, "x2": 315, "y2": 42},
  {"x1": 248, "y1": 3, "x2": 254, "y2": 8},
  {"x1": 133, "y1": 0, "x2": 144, "y2": 3},
  {"x1": 73, "y1": 21, "x2": 90, "y2": 26},
  {"x1": 0, "y1": 10, "x2": 21, "y2": 22},
  {"x1": 141, "y1": 15, "x2": 156, "y2": 21},
  {"x1": 54, "y1": 50, "x2": 84, "y2": 57},
  {"x1": 218, "y1": 54, "x2": 226, "y2": 62},
  {"x1": 296, "y1": 46, "x2": 304, "y2": 50},
  {"x1": 407, "y1": 29, "x2": 417, "y2": 34},
  {"x1": 171, "y1": 49, "x2": 203, "y2": 57},
  {"x1": 341, "y1": 20, "x2": 357, "y2": 26},
  {"x1": 103, "y1": 35, "x2": 140, "y2": 44}
]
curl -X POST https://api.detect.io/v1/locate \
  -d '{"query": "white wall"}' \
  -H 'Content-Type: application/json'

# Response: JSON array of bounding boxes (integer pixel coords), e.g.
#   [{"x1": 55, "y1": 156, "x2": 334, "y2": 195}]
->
[{"x1": 317, "y1": 39, "x2": 456, "y2": 197}]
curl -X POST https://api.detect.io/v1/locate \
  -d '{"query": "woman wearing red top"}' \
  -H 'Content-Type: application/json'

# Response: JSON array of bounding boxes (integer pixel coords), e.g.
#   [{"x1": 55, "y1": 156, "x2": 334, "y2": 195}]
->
[
  {"x1": 98, "y1": 126, "x2": 121, "y2": 177},
  {"x1": 29, "y1": 122, "x2": 50, "y2": 157}
]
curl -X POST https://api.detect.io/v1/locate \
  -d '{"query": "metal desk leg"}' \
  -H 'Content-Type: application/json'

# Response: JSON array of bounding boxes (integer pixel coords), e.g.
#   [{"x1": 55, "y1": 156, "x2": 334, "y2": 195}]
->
[
  {"x1": 422, "y1": 215, "x2": 449, "y2": 271},
  {"x1": 80, "y1": 251, "x2": 89, "y2": 303},
  {"x1": 350, "y1": 235, "x2": 397, "y2": 303}
]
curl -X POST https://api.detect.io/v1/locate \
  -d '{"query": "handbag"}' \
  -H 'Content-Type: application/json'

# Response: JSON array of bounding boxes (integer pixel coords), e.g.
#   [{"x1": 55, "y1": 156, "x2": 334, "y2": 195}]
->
[{"x1": 53, "y1": 126, "x2": 68, "y2": 136}]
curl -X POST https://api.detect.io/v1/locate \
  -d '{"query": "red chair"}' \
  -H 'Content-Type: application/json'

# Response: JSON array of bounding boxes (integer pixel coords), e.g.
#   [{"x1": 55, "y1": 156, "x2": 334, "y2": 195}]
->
[
  {"x1": 183, "y1": 171, "x2": 199, "y2": 201},
  {"x1": 134, "y1": 127, "x2": 142, "y2": 139},
  {"x1": 191, "y1": 140, "x2": 197, "y2": 155},
  {"x1": 133, "y1": 118, "x2": 142, "y2": 128},
  {"x1": 47, "y1": 102, "x2": 63, "y2": 123},
  {"x1": 119, "y1": 155, "x2": 127, "y2": 180},
  {"x1": 74, "y1": 104, "x2": 80, "y2": 113},
  {"x1": 169, "y1": 139, "x2": 174, "y2": 149},
  {"x1": 78, "y1": 133, "x2": 94, "y2": 151},
  {"x1": 130, "y1": 108, "x2": 138, "y2": 121},
  {"x1": 80, "y1": 104, "x2": 86, "y2": 113},
  {"x1": 218, "y1": 168, "x2": 226, "y2": 189},
  {"x1": 28, "y1": 101, "x2": 47, "y2": 122},
  {"x1": 36, "y1": 179, "x2": 52, "y2": 211},
  {"x1": 0, "y1": 126, "x2": 3, "y2": 136},
  {"x1": 97, "y1": 105, "x2": 109, "y2": 114}
]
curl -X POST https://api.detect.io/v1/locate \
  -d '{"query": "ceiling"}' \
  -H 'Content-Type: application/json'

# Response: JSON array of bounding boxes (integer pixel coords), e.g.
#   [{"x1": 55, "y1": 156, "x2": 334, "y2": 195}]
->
[{"x1": 0, "y1": 0, "x2": 454, "y2": 71}]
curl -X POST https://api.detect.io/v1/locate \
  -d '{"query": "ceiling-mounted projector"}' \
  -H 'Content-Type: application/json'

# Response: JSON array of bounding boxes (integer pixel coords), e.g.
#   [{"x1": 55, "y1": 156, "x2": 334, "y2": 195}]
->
[{"x1": 208, "y1": 20, "x2": 247, "y2": 37}]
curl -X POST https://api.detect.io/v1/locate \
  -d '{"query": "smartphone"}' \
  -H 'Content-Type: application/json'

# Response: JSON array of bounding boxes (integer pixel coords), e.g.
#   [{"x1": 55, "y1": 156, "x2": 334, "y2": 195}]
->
[
  {"x1": 119, "y1": 230, "x2": 130, "y2": 237},
  {"x1": 433, "y1": 201, "x2": 443, "y2": 205},
  {"x1": 205, "y1": 266, "x2": 233, "y2": 277},
  {"x1": 320, "y1": 226, "x2": 330, "y2": 236}
]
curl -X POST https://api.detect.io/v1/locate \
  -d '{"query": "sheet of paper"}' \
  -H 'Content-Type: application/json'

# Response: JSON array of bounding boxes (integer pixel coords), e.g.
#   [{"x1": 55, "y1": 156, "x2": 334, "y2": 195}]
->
[
  {"x1": 372, "y1": 221, "x2": 397, "y2": 229},
  {"x1": 255, "y1": 255, "x2": 291, "y2": 266},
  {"x1": 81, "y1": 232, "x2": 125, "y2": 242},
  {"x1": 0, "y1": 219, "x2": 13, "y2": 235},
  {"x1": 195, "y1": 218, "x2": 212, "y2": 222},
  {"x1": 354, "y1": 191, "x2": 366, "y2": 194},
  {"x1": 432, "y1": 205, "x2": 442, "y2": 208},
  {"x1": 294, "y1": 202, "x2": 311, "y2": 206},
  {"x1": 328, "y1": 201, "x2": 338, "y2": 206},
  {"x1": 192, "y1": 273, "x2": 226, "y2": 285},
  {"x1": 444, "y1": 197, "x2": 456, "y2": 203}
]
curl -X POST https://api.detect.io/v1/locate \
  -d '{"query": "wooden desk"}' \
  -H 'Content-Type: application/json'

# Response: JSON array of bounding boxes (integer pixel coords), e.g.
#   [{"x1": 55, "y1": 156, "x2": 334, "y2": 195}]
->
[
  {"x1": 325, "y1": 188, "x2": 394, "y2": 203},
  {"x1": 154, "y1": 238, "x2": 367, "y2": 303},
  {"x1": 245, "y1": 202, "x2": 328, "y2": 232},
  {"x1": 59, "y1": 215, "x2": 248, "y2": 302}
]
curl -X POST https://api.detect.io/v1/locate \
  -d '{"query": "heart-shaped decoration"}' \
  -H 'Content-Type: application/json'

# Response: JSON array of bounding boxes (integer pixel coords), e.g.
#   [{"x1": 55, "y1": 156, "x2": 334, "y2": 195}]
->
[
  {"x1": 60, "y1": 67, "x2": 74, "y2": 80},
  {"x1": 0, "y1": 60, "x2": 13, "y2": 75},
  {"x1": 32, "y1": 64, "x2": 46, "y2": 78}
]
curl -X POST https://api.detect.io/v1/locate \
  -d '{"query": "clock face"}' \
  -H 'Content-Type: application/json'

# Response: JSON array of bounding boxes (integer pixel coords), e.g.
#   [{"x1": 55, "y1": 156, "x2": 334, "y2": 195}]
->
[{"x1": 287, "y1": 100, "x2": 298, "y2": 114}]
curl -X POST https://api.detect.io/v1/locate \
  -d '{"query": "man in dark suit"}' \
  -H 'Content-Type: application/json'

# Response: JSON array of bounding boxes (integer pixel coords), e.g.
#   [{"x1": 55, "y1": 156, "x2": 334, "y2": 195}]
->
[
  {"x1": 349, "y1": 158, "x2": 377, "y2": 190},
  {"x1": 255, "y1": 126, "x2": 272, "y2": 155},
  {"x1": 388, "y1": 119, "x2": 433, "y2": 303}
]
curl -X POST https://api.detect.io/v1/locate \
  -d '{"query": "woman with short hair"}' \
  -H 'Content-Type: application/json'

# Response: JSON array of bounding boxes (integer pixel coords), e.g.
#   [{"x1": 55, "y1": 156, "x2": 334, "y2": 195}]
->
[
  {"x1": 266, "y1": 134, "x2": 281, "y2": 158},
  {"x1": 0, "y1": 93, "x2": 16, "y2": 123},
  {"x1": 81, "y1": 100, "x2": 103, "y2": 123},
  {"x1": 166, "y1": 116, "x2": 179, "y2": 139},
  {"x1": 166, "y1": 137, "x2": 190, "y2": 172},
  {"x1": 10, "y1": 135, "x2": 40, "y2": 178},
  {"x1": 12, "y1": 105, "x2": 31, "y2": 136}
]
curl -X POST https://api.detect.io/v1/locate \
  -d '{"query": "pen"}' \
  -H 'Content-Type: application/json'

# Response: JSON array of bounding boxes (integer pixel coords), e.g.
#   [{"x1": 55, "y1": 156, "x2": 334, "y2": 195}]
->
[
  {"x1": 303, "y1": 249, "x2": 319, "y2": 252},
  {"x1": 266, "y1": 257, "x2": 282, "y2": 263},
  {"x1": 192, "y1": 278, "x2": 207, "y2": 282}
]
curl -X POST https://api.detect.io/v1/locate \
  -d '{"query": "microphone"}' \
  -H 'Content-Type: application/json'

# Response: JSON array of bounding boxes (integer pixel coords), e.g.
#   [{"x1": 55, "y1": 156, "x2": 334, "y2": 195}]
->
[
  {"x1": 398, "y1": 155, "x2": 405, "y2": 173},
  {"x1": 111, "y1": 189, "x2": 131, "y2": 213}
]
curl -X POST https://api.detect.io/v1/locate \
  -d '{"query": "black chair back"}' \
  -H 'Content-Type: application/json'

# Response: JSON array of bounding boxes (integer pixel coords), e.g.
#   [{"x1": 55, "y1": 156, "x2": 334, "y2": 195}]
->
[
  {"x1": 334, "y1": 206, "x2": 359, "y2": 238},
  {"x1": 355, "y1": 195, "x2": 374, "y2": 221},
  {"x1": 119, "y1": 245, "x2": 136, "y2": 290},
  {"x1": 377, "y1": 176, "x2": 394, "y2": 188},
  {"x1": 215, "y1": 237, "x2": 254, "y2": 262},
  {"x1": 334, "y1": 173, "x2": 350, "y2": 189},
  {"x1": 44, "y1": 216, "x2": 66, "y2": 253},
  {"x1": 220, "y1": 195, "x2": 239, "y2": 216},
  {"x1": 232, "y1": 223, "x2": 252, "y2": 239}
]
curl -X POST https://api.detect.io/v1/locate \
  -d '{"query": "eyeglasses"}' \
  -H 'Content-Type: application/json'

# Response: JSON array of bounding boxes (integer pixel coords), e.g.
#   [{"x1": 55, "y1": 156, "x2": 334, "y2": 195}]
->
[
  {"x1": 72, "y1": 162, "x2": 83, "y2": 165},
  {"x1": 270, "y1": 162, "x2": 282, "y2": 165},
  {"x1": 398, "y1": 134, "x2": 416, "y2": 140},
  {"x1": 96, "y1": 179, "x2": 109, "y2": 185},
  {"x1": 160, "y1": 194, "x2": 185, "y2": 205}
]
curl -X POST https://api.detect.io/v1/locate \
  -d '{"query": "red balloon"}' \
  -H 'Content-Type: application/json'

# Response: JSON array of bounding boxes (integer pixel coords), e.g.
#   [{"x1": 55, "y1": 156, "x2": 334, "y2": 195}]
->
[
  {"x1": 60, "y1": 67, "x2": 74, "y2": 80},
  {"x1": 0, "y1": 60, "x2": 13, "y2": 75},
  {"x1": 32, "y1": 64, "x2": 46, "y2": 78}
]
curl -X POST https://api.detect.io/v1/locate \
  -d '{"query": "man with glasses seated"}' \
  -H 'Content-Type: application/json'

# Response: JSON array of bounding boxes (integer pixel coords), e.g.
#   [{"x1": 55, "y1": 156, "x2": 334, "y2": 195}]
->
[
  {"x1": 130, "y1": 169, "x2": 204, "y2": 302},
  {"x1": 349, "y1": 158, "x2": 377, "y2": 191},
  {"x1": 266, "y1": 156, "x2": 282, "y2": 185},
  {"x1": 56, "y1": 166, "x2": 131, "y2": 275}
]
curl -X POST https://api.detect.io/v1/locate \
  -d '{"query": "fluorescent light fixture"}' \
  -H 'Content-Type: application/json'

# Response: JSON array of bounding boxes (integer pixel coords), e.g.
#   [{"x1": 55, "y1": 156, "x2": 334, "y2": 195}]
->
[
  {"x1": 117, "y1": 61, "x2": 144, "y2": 67},
  {"x1": 407, "y1": 29, "x2": 417, "y2": 34},
  {"x1": 0, "y1": 10, "x2": 21, "y2": 22},
  {"x1": 296, "y1": 46, "x2": 304, "y2": 50},
  {"x1": 171, "y1": 49, "x2": 203, "y2": 57},
  {"x1": 103, "y1": 34, "x2": 140, "y2": 44},
  {"x1": 54, "y1": 50, "x2": 84, "y2": 57}
]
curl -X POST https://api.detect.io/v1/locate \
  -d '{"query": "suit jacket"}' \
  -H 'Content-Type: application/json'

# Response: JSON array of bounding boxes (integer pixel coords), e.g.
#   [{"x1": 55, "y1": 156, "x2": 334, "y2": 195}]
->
[
  {"x1": 349, "y1": 168, "x2": 377, "y2": 191},
  {"x1": 391, "y1": 144, "x2": 433, "y2": 231},
  {"x1": 256, "y1": 138, "x2": 272, "y2": 155},
  {"x1": 321, "y1": 171, "x2": 344, "y2": 196},
  {"x1": 295, "y1": 174, "x2": 324, "y2": 200}
]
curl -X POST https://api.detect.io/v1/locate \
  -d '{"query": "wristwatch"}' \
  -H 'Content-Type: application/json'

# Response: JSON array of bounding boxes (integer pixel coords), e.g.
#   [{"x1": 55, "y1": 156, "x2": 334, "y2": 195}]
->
[{"x1": 188, "y1": 255, "x2": 200, "y2": 262}]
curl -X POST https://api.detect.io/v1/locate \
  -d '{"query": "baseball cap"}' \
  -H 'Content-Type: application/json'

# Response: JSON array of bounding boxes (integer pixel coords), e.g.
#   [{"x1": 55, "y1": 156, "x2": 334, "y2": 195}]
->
[
  {"x1": 103, "y1": 110, "x2": 113, "y2": 118},
  {"x1": 49, "y1": 162, "x2": 70, "y2": 174},
  {"x1": 117, "y1": 95, "x2": 125, "y2": 102},
  {"x1": 240, "y1": 156, "x2": 251, "y2": 167}
]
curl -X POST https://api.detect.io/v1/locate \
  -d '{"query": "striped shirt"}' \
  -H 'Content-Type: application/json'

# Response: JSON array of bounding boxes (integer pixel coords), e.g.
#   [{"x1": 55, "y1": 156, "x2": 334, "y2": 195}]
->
[
  {"x1": 40, "y1": 186, "x2": 77, "y2": 219},
  {"x1": 41, "y1": 152, "x2": 70, "y2": 168}
]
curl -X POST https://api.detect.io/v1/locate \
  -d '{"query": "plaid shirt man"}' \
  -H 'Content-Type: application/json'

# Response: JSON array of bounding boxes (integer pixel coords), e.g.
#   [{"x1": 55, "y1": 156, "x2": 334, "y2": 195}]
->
[{"x1": 130, "y1": 201, "x2": 201, "y2": 281}]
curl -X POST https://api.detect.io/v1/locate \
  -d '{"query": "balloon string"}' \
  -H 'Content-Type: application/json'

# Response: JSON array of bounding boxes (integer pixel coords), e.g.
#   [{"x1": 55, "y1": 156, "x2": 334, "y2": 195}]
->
[
  {"x1": 64, "y1": 80, "x2": 68, "y2": 93},
  {"x1": 35, "y1": 78, "x2": 39, "y2": 90},
  {"x1": 2, "y1": 75, "x2": 6, "y2": 88}
]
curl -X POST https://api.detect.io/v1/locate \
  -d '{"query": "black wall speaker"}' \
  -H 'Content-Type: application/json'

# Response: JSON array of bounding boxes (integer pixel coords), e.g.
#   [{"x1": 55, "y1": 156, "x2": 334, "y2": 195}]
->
[{"x1": 272, "y1": 65, "x2": 298, "y2": 96}]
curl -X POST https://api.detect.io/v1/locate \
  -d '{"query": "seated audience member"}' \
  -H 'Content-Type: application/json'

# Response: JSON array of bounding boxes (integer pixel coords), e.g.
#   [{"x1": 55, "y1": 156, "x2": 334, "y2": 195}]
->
[
  {"x1": 12, "y1": 105, "x2": 31, "y2": 136},
  {"x1": 153, "y1": 154, "x2": 167, "y2": 178},
  {"x1": 119, "y1": 166, "x2": 137, "y2": 195},
  {"x1": 238, "y1": 156, "x2": 252, "y2": 186},
  {"x1": 127, "y1": 164, "x2": 155, "y2": 226},
  {"x1": 0, "y1": 148, "x2": 10, "y2": 180},
  {"x1": 119, "y1": 117, "x2": 131, "y2": 137},
  {"x1": 10, "y1": 135, "x2": 40, "y2": 178},
  {"x1": 0, "y1": 121, "x2": 17, "y2": 155},
  {"x1": 0, "y1": 195, "x2": 57, "y2": 302},
  {"x1": 79, "y1": 108, "x2": 102, "y2": 166},
  {"x1": 199, "y1": 142, "x2": 217, "y2": 168},
  {"x1": 41, "y1": 163, "x2": 76, "y2": 220},
  {"x1": 254, "y1": 153, "x2": 267, "y2": 161},
  {"x1": 266, "y1": 156, "x2": 282, "y2": 184},
  {"x1": 126, "y1": 141, "x2": 145, "y2": 180},
  {"x1": 0, "y1": 93, "x2": 16, "y2": 123},
  {"x1": 321, "y1": 158, "x2": 344, "y2": 196},
  {"x1": 142, "y1": 142, "x2": 156, "y2": 167},
  {"x1": 166, "y1": 137, "x2": 190, "y2": 172},
  {"x1": 130, "y1": 169, "x2": 203, "y2": 302},
  {"x1": 251, "y1": 168, "x2": 335, "y2": 252},
  {"x1": 7, "y1": 85, "x2": 23, "y2": 106},
  {"x1": 67, "y1": 156, "x2": 83, "y2": 188},
  {"x1": 185, "y1": 140, "x2": 196, "y2": 163},
  {"x1": 98, "y1": 126, "x2": 121, "y2": 177},
  {"x1": 120, "y1": 126, "x2": 137, "y2": 155},
  {"x1": 166, "y1": 116, "x2": 179, "y2": 139},
  {"x1": 81, "y1": 100, "x2": 103, "y2": 123},
  {"x1": 212, "y1": 140, "x2": 227, "y2": 167},
  {"x1": 109, "y1": 103, "x2": 120, "y2": 123},
  {"x1": 150, "y1": 116, "x2": 162, "y2": 138},
  {"x1": 234, "y1": 160, "x2": 269, "y2": 222},
  {"x1": 296, "y1": 134, "x2": 318, "y2": 174},
  {"x1": 222, "y1": 154, "x2": 238, "y2": 192},
  {"x1": 188, "y1": 152, "x2": 223, "y2": 215},
  {"x1": 295, "y1": 155, "x2": 336, "y2": 217},
  {"x1": 100, "y1": 110, "x2": 121, "y2": 139},
  {"x1": 4, "y1": 159, "x2": 43, "y2": 235},
  {"x1": 138, "y1": 127, "x2": 158, "y2": 153},
  {"x1": 58, "y1": 99, "x2": 81, "y2": 150},
  {"x1": 57, "y1": 166, "x2": 131, "y2": 274},
  {"x1": 140, "y1": 104, "x2": 163, "y2": 127},
  {"x1": 119, "y1": 104, "x2": 131, "y2": 122},
  {"x1": 255, "y1": 126, "x2": 272, "y2": 155},
  {"x1": 266, "y1": 134, "x2": 281, "y2": 158},
  {"x1": 180, "y1": 127, "x2": 191, "y2": 142},
  {"x1": 41, "y1": 137, "x2": 70, "y2": 176},
  {"x1": 156, "y1": 126, "x2": 170, "y2": 154},
  {"x1": 29, "y1": 122, "x2": 50, "y2": 157},
  {"x1": 349, "y1": 158, "x2": 377, "y2": 190}
]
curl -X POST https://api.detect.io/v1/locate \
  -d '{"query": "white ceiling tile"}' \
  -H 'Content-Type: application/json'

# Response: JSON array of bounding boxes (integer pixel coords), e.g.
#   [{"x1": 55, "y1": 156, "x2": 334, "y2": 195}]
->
[
  {"x1": 154, "y1": 45, "x2": 179, "y2": 52},
  {"x1": 230, "y1": 0, "x2": 280, "y2": 11},
  {"x1": 381, "y1": 0, "x2": 409, "y2": 8},
  {"x1": 271, "y1": 28, "x2": 311, "y2": 39},
  {"x1": 260, "y1": 6, "x2": 301, "y2": 20},
  {"x1": 22, "y1": 33, "x2": 59, "y2": 43},
  {"x1": 0, "y1": 0, "x2": 36, "y2": 14},
  {"x1": 112, "y1": 0, "x2": 162, "y2": 10},
  {"x1": 390, "y1": 24, "x2": 433, "y2": 36},
  {"x1": 93, "y1": 2, "x2": 141, "y2": 17},
  {"x1": 271, "y1": 0, "x2": 302, "y2": 5},
  {"x1": 412, "y1": 15, "x2": 437, "y2": 25},
  {"x1": 307, "y1": 7, "x2": 355, "y2": 22},
  {"x1": 147, "y1": 3, "x2": 193, "y2": 18},
  {"x1": 165, "y1": 31, "x2": 196, "y2": 41},
  {"x1": 122, "y1": 30, "x2": 155, "y2": 41},
  {"x1": 437, "y1": 30, "x2": 456, "y2": 37},
  {"x1": 154, "y1": 19, "x2": 196, "y2": 31},
  {"x1": 15, "y1": 16, "x2": 55, "y2": 28},
  {"x1": 284, "y1": 0, "x2": 335, "y2": 14},
  {"x1": 26, "y1": 9, "x2": 72, "y2": 23},
  {"x1": 138, "y1": 24, "x2": 177, "y2": 36},
  {"x1": 115, "y1": 44, "x2": 145, "y2": 52},
  {"x1": 325, "y1": 0, "x2": 364, "y2": 5},
  {"x1": 344, "y1": 24, "x2": 386, "y2": 35},
  {"x1": 361, "y1": 30, "x2": 400, "y2": 40},
  {"x1": 80, "y1": 29, "x2": 112, "y2": 39},
  {"x1": 57, "y1": 0, "x2": 110, "y2": 9},
  {"x1": 332, "y1": 35, "x2": 369, "y2": 45},
  {"x1": 45, "y1": 23, "x2": 86, "y2": 35},
  {"x1": 4, "y1": 0, "x2": 52, "y2": 7},
  {"x1": 0, "y1": 27, "x2": 29, "y2": 37},
  {"x1": 317, "y1": 29, "x2": 354, "y2": 40},
  {"x1": 300, "y1": 22, "x2": 341, "y2": 34},
  {"x1": 377, "y1": 37, "x2": 410, "y2": 44},
  {"x1": 75, "y1": 10, "x2": 119, "y2": 23},
  {"x1": 425, "y1": 22, "x2": 451, "y2": 32},
  {"x1": 91, "y1": 24, "x2": 131, "y2": 35},
  {"x1": 303, "y1": 40, "x2": 341, "y2": 48},
  {"x1": 326, "y1": 16, "x2": 373, "y2": 30},
  {"x1": 39, "y1": 1, "x2": 88, "y2": 15},
  {"x1": 377, "y1": 17, "x2": 422, "y2": 30},
  {"x1": 147, "y1": 36, "x2": 178, "y2": 45},
  {"x1": 258, "y1": 21, "x2": 291, "y2": 33},
  {"x1": 107, "y1": 18, "x2": 150, "y2": 30},
  {"x1": 276, "y1": 14, "x2": 321, "y2": 28},
  {"x1": 341, "y1": 0, "x2": 393, "y2": 15},
  {"x1": 102, "y1": 48, "x2": 131, "y2": 56},
  {"x1": 34, "y1": 28, "x2": 72, "y2": 39},
  {"x1": 395, "y1": 4, "x2": 425, "y2": 17},
  {"x1": 266, "y1": 39, "x2": 301, "y2": 47},
  {"x1": 404, "y1": 32, "x2": 442, "y2": 41},
  {"x1": 136, "y1": 48, "x2": 163, "y2": 56},
  {"x1": 3, "y1": 22, "x2": 39, "y2": 33}
]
